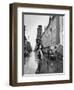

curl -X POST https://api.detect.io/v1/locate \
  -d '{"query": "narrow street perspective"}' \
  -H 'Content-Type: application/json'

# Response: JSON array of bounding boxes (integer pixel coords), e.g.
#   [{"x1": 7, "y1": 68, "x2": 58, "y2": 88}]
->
[{"x1": 22, "y1": 15, "x2": 64, "y2": 75}]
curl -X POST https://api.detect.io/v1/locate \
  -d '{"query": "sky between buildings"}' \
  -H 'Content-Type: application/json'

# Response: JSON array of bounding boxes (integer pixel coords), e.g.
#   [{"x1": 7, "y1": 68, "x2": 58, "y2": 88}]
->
[{"x1": 24, "y1": 15, "x2": 50, "y2": 50}]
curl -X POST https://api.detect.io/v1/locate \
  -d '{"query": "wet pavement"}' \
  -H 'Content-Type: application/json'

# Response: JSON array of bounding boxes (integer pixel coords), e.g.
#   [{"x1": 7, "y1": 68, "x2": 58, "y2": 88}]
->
[
  {"x1": 24, "y1": 51, "x2": 39, "y2": 74},
  {"x1": 24, "y1": 51, "x2": 63, "y2": 74}
]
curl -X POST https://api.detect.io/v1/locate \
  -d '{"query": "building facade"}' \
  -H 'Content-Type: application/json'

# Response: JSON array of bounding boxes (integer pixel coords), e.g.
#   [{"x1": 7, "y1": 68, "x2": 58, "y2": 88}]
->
[
  {"x1": 36, "y1": 25, "x2": 42, "y2": 46},
  {"x1": 41, "y1": 15, "x2": 64, "y2": 48}
]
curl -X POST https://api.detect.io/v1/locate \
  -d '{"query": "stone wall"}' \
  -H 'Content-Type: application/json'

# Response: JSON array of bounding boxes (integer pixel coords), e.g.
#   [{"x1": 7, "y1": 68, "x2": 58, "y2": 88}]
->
[{"x1": 41, "y1": 15, "x2": 64, "y2": 48}]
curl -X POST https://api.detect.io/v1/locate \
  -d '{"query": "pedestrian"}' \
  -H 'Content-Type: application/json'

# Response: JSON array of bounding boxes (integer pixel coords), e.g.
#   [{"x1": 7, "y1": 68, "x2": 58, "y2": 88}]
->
[{"x1": 37, "y1": 50, "x2": 42, "y2": 73}]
